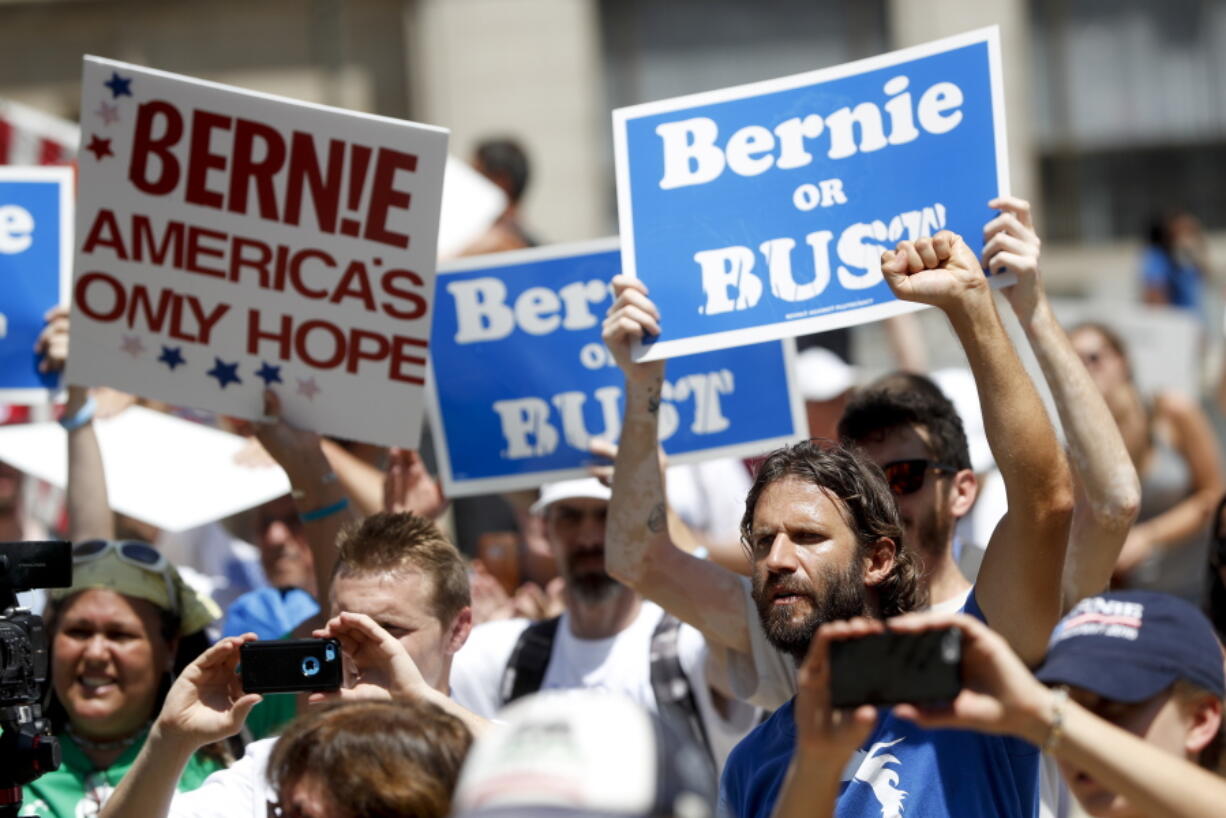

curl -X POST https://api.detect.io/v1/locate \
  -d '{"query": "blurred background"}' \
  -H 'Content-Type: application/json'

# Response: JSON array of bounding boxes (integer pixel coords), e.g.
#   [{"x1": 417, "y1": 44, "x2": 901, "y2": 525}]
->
[{"x1": 5, "y1": 0, "x2": 1226, "y2": 555}]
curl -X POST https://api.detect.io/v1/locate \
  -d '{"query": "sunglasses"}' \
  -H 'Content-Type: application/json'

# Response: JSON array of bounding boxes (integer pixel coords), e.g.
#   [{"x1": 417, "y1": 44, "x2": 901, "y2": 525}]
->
[
  {"x1": 881, "y1": 459, "x2": 958, "y2": 497},
  {"x1": 72, "y1": 539, "x2": 179, "y2": 616}
]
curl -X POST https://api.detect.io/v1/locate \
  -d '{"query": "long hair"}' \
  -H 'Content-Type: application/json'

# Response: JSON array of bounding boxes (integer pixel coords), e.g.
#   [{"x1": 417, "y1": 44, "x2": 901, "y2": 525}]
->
[{"x1": 741, "y1": 439, "x2": 927, "y2": 617}]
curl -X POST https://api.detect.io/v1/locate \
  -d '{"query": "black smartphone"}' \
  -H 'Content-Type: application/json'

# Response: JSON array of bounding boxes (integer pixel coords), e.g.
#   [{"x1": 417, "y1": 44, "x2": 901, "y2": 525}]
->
[
  {"x1": 239, "y1": 638, "x2": 342, "y2": 694},
  {"x1": 829, "y1": 627, "x2": 962, "y2": 708}
]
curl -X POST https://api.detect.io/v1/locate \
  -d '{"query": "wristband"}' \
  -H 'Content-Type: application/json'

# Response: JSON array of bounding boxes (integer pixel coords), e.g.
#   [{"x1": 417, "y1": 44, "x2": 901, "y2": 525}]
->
[
  {"x1": 1043, "y1": 686, "x2": 1069, "y2": 753},
  {"x1": 58, "y1": 395, "x2": 97, "y2": 431},
  {"x1": 299, "y1": 497, "x2": 349, "y2": 522}
]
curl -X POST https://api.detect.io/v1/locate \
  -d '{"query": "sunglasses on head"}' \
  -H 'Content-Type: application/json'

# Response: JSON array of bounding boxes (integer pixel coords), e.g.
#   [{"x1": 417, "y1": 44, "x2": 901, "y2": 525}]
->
[
  {"x1": 881, "y1": 459, "x2": 959, "y2": 497},
  {"x1": 72, "y1": 539, "x2": 179, "y2": 616}
]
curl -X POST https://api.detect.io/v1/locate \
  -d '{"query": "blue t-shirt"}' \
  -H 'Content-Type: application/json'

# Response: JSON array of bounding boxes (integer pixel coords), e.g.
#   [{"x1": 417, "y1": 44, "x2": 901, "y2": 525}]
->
[
  {"x1": 718, "y1": 591, "x2": 1040, "y2": 818},
  {"x1": 1141, "y1": 246, "x2": 1205, "y2": 316}
]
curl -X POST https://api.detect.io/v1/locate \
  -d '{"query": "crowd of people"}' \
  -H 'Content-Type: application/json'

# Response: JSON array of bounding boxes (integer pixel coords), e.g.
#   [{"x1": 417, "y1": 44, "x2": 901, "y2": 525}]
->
[{"x1": 4, "y1": 136, "x2": 1226, "y2": 818}]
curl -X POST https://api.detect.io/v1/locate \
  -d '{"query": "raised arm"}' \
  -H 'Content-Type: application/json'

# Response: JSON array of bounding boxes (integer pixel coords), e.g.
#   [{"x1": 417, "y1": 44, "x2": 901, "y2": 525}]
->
[
  {"x1": 882, "y1": 232, "x2": 1074, "y2": 665},
  {"x1": 36, "y1": 307, "x2": 114, "y2": 541},
  {"x1": 984, "y1": 197, "x2": 1141, "y2": 607},
  {"x1": 603, "y1": 277, "x2": 751, "y2": 654},
  {"x1": 253, "y1": 390, "x2": 358, "y2": 623}
]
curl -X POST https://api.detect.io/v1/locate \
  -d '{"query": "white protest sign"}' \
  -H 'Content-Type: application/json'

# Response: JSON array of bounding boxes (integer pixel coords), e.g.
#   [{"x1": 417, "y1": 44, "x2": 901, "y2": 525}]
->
[
  {"x1": 0, "y1": 406, "x2": 291, "y2": 532},
  {"x1": 66, "y1": 57, "x2": 449, "y2": 447}
]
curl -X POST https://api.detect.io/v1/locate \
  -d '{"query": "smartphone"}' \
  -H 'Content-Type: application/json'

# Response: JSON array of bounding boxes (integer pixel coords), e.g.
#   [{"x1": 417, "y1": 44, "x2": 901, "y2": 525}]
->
[
  {"x1": 829, "y1": 627, "x2": 962, "y2": 708},
  {"x1": 240, "y1": 638, "x2": 342, "y2": 694}
]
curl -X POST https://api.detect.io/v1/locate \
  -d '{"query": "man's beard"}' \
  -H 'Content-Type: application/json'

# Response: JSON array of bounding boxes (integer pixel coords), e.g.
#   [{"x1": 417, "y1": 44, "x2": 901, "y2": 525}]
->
[
  {"x1": 752, "y1": 559, "x2": 868, "y2": 663},
  {"x1": 565, "y1": 548, "x2": 622, "y2": 605}
]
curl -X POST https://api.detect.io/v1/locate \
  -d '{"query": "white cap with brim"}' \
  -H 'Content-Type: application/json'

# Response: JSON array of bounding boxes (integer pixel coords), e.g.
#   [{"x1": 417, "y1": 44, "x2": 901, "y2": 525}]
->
[
  {"x1": 796, "y1": 347, "x2": 856, "y2": 402},
  {"x1": 530, "y1": 478, "x2": 612, "y2": 516}
]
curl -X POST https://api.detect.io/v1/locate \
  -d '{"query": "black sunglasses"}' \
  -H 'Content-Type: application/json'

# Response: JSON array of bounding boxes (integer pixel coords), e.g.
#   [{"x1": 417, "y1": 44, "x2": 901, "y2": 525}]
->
[{"x1": 881, "y1": 459, "x2": 959, "y2": 497}]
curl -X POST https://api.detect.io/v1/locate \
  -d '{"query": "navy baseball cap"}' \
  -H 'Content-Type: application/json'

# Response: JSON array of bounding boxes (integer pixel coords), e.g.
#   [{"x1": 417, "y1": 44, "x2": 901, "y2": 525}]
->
[{"x1": 1035, "y1": 590, "x2": 1225, "y2": 703}]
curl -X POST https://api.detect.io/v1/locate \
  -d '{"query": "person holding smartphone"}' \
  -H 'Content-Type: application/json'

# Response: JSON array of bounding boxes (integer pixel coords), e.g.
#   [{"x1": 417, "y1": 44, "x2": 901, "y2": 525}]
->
[{"x1": 775, "y1": 592, "x2": 1225, "y2": 818}]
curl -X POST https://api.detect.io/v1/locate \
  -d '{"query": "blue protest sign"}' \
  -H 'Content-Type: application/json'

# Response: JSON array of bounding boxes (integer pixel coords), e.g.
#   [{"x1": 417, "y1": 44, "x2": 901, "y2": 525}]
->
[
  {"x1": 613, "y1": 27, "x2": 1009, "y2": 360},
  {"x1": 428, "y1": 239, "x2": 804, "y2": 496},
  {"x1": 0, "y1": 167, "x2": 73, "y2": 402}
]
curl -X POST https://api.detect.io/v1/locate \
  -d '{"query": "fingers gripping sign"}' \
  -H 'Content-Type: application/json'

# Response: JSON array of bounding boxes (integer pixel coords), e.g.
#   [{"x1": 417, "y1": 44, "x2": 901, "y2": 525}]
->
[
  {"x1": 603, "y1": 275, "x2": 665, "y2": 385},
  {"x1": 983, "y1": 196, "x2": 1043, "y2": 319}
]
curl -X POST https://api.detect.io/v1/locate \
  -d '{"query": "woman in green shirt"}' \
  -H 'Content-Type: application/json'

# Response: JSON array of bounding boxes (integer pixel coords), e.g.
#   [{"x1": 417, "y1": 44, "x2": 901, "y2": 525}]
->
[{"x1": 20, "y1": 540, "x2": 225, "y2": 818}]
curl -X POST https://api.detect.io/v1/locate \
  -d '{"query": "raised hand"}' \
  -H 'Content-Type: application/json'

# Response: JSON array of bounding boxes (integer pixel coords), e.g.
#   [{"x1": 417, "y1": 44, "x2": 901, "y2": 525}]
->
[
  {"x1": 252, "y1": 389, "x2": 324, "y2": 476},
  {"x1": 603, "y1": 275, "x2": 665, "y2": 386},
  {"x1": 880, "y1": 231, "x2": 989, "y2": 313},
  {"x1": 383, "y1": 447, "x2": 448, "y2": 518},
  {"x1": 156, "y1": 634, "x2": 262, "y2": 750},
  {"x1": 310, "y1": 612, "x2": 429, "y2": 703},
  {"x1": 983, "y1": 197, "x2": 1044, "y2": 320},
  {"x1": 35, "y1": 305, "x2": 70, "y2": 373}
]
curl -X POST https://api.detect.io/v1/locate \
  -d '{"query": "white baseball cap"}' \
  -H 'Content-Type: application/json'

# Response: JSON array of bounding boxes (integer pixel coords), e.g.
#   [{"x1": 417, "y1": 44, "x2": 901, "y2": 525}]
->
[
  {"x1": 530, "y1": 478, "x2": 612, "y2": 516},
  {"x1": 451, "y1": 690, "x2": 714, "y2": 818}
]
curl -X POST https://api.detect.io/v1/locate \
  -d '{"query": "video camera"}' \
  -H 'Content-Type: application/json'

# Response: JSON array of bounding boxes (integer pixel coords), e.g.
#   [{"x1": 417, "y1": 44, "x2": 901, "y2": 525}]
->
[{"x1": 0, "y1": 540, "x2": 71, "y2": 817}]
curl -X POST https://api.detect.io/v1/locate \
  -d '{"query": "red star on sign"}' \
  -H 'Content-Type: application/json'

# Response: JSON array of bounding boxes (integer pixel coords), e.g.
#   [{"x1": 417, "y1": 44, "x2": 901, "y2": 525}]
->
[{"x1": 85, "y1": 134, "x2": 113, "y2": 160}]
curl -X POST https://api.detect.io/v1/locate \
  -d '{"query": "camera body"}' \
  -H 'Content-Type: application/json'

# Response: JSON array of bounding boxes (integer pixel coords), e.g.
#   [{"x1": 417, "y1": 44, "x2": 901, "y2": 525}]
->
[
  {"x1": 240, "y1": 638, "x2": 343, "y2": 694},
  {"x1": 829, "y1": 627, "x2": 963, "y2": 708},
  {"x1": 0, "y1": 608, "x2": 48, "y2": 708},
  {"x1": 0, "y1": 540, "x2": 72, "y2": 812}
]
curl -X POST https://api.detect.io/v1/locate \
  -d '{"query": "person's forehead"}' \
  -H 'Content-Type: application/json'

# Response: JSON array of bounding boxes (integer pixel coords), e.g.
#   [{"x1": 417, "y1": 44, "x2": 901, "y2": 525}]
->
[
  {"x1": 855, "y1": 423, "x2": 934, "y2": 465},
  {"x1": 331, "y1": 568, "x2": 435, "y2": 621},
  {"x1": 58, "y1": 588, "x2": 162, "y2": 629},
  {"x1": 752, "y1": 476, "x2": 849, "y2": 528}
]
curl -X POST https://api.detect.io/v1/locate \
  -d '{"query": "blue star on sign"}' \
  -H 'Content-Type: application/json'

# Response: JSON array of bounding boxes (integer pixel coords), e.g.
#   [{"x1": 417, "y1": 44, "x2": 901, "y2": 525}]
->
[
  {"x1": 255, "y1": 361, "x2": 283, "y2": 386},
  {"x1": 158, "y1": 346, "x2": 186, "y2": 371},
  {"x1": 206, "y1": 357, "x2": 242, "y2": 389},
  {"x1": 104, "y1": 71, "x2": 133, "y2": 99}
]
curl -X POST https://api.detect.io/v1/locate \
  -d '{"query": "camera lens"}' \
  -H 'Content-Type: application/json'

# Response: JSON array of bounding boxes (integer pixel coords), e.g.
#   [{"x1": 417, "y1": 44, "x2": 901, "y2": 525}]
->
[{"x1": 301, "y1": 656, "x2": 321, "y2": 677}]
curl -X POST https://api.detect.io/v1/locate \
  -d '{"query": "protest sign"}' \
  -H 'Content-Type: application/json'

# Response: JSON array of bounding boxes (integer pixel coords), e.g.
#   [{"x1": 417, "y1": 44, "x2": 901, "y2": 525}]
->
[
  {"x1": 0, "y1": 405, "x2": 291, "y2": 532},
  {"x1": 613, "y1": 26, "x2": 1009, "y2": 360},
  {"x1": 0, "y1": 166, "x2": 73, "y2": 403},
  {"x1": 66, "y1": 57, "x2": 449, "y2": 447},
  {"x1": 428, "y1": 238, "x2": 804, "y2": 496}
]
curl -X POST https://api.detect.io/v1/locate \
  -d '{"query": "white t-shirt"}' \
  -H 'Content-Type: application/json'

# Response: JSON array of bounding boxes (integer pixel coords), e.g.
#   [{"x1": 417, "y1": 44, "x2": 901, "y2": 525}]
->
[
  {"x1": 450, "y1": 600, "x2": 758, "y2": 772},
  {"x1": 168, "y1": 737, "x2": 276, "y2": 818}
]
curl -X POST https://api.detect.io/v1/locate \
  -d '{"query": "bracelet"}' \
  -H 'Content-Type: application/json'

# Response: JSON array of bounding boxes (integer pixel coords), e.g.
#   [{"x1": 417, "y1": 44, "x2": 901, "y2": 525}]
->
[
  {"x1": 58, "y1": 395, "x2": 97, "y2": 431},
  {"x1": 1043, "y1": 686, "x2": 1069, "y2": 753},
  {"x1": 291, "y1": 471, "x2": 338, "y2": 500},
  {"x1": 299, "y1": 497, "x2": 349, "y2": 522}
]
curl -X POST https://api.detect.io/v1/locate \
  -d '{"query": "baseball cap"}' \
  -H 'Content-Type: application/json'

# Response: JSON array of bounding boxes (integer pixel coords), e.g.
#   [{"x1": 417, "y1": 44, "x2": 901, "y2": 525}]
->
[
  {"x1": 795, "y1": 347, "x2": 856, "y2": 402},
  {"x1": 451, "y1": 690, "x2": 714, "y2": 818},
  {"x1": 1035, "y1": 590, "x2": 1225, "y2": 703},
  {"x1": 530, "y1": 478, "x2": 612, "y2": 516}
]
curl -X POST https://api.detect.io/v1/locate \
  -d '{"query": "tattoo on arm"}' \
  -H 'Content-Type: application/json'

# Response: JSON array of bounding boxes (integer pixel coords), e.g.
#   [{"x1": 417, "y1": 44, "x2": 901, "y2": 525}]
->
[
  {"x1": 647, "y1": 502, "x2": 666, "y2": 533},
  {"x1": 646, "y1": 376, "x2": 663, "y2": 415}
]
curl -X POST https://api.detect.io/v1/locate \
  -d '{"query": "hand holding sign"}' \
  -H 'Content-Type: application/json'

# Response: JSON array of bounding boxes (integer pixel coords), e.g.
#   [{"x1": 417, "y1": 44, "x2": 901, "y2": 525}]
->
[
  {"x1": 602, "y1": 275, "x2": 664, "y2": 387},
  {"x1": 880, "y1": 231, "x2": 989, "y2": 314},
  {"x1": 983, "y1": 197, "x2": 1043, "y2": 322}
]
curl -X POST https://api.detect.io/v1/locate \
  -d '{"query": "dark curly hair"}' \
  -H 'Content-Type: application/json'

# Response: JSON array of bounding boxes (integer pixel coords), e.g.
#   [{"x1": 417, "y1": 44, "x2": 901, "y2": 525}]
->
[
  {"x1": 837, "y1": 371, "x2": 972, "y2": 473},
  {"x1": 741, "y1": 439, "x2": 927, "y2": 618}
]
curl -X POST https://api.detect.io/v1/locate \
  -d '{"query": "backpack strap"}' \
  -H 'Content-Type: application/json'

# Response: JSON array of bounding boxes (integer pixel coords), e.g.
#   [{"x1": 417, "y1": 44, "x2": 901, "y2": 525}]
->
[
  {"x1": 500, "y1": 615, "x2": 562, "y2": 705},
  {"x1": 650, "y1": 613, "x2": 714, "y2": 764}
]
